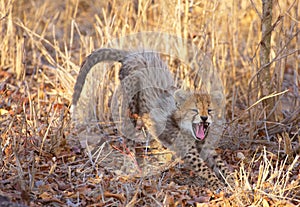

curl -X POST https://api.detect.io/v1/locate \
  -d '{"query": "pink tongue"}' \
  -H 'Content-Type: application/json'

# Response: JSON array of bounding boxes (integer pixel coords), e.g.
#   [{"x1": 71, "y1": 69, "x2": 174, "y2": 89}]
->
[{"x1": 196, "y1": 124, "x2": 205, "y2": 140}]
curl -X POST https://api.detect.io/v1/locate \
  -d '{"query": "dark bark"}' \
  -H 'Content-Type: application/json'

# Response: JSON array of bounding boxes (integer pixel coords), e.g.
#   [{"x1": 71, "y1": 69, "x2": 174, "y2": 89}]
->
[{"x1": 259, "y1": 0, "x2": 275, "y2": 122}]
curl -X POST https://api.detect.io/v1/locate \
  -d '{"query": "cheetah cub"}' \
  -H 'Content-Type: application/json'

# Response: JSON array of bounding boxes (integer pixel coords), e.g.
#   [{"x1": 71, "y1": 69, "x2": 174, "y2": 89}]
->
[{"x1": 71, "y1": 48, "x2": 233, "y2": 191}]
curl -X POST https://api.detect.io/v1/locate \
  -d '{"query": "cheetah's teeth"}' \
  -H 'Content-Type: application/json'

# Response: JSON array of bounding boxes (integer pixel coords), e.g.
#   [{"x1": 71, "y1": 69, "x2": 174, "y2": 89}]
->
[{"x1": 193, "y1": 122, "x2": 210, "y2": 141}]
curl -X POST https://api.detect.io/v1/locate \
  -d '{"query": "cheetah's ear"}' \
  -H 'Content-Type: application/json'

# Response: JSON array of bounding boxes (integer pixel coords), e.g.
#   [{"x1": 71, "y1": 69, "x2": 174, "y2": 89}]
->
[{"x1": 174, "y1": 89, "x2": 190, "y2": 107}]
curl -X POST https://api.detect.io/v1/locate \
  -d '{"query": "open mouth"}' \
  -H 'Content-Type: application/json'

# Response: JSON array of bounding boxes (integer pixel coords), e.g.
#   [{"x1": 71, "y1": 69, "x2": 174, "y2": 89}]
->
[{"x1": 192, "y1": 122, "x2": 210, "y2": 141}]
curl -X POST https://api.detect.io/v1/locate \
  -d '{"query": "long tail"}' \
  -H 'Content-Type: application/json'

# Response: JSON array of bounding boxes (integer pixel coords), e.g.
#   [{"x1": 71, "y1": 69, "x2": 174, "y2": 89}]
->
[{"x1": 72, "y1": 48, "x2": 128, "y2": 106}]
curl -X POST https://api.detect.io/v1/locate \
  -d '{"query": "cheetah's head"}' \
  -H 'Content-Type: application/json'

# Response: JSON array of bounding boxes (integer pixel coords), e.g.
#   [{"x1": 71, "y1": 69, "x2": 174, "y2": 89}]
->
[{"x1": 174, "y1": 89, "x2": 212, "y2": 141}]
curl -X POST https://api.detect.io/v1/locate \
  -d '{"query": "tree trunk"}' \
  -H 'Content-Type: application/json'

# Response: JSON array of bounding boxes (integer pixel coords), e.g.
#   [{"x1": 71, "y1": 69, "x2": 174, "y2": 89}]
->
[{"x1": 259, "y1": 0, "x2": 275, "y2": 122}]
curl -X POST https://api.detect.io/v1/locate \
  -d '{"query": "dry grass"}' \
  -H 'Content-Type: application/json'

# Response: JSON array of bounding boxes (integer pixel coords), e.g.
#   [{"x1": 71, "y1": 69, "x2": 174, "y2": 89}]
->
[{"x1": 0, "y1": 0, "x2": 299, "y2": 206}]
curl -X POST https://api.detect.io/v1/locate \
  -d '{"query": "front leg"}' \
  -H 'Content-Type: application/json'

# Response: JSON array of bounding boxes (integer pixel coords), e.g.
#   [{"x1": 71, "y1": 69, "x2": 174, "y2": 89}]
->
[
  {"x1": 204, "y1": 150, "x2": 235, "y2": 187},
  {"x1": 183, "y1": 146, "x2": 225, "y2": 191}
]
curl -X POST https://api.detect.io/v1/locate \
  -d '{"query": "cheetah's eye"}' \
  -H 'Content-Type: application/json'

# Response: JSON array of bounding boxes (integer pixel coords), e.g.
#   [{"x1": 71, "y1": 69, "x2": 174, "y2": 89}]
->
[
  {"x1": 191, "y1": 109, "x2": 198, "y2": 113},
  {"x1": 208, "y1": 109, "x2": 212, "y2": 114}
]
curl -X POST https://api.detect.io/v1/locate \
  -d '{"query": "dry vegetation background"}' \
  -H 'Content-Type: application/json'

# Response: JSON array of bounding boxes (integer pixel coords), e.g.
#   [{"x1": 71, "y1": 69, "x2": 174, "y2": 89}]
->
[{"x1": 0, "y1": 0, "x2": 299, "y2": 206}]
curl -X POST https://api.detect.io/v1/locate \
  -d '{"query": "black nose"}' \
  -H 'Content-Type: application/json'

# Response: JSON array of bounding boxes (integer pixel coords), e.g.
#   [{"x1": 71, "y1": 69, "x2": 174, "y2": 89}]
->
[{"x1": 200, "y1": 116, "x2": 208, "y2": 122}]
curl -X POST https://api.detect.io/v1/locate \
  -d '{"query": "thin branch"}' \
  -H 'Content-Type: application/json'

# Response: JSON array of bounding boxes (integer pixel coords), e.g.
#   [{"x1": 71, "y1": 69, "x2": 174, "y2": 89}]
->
[
  {"x1": 246, "y1": 90, "x2": 289, "y2": 111},
  {"x1": 250, "y1": 0, "x2": 262, "y2": 19}
]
